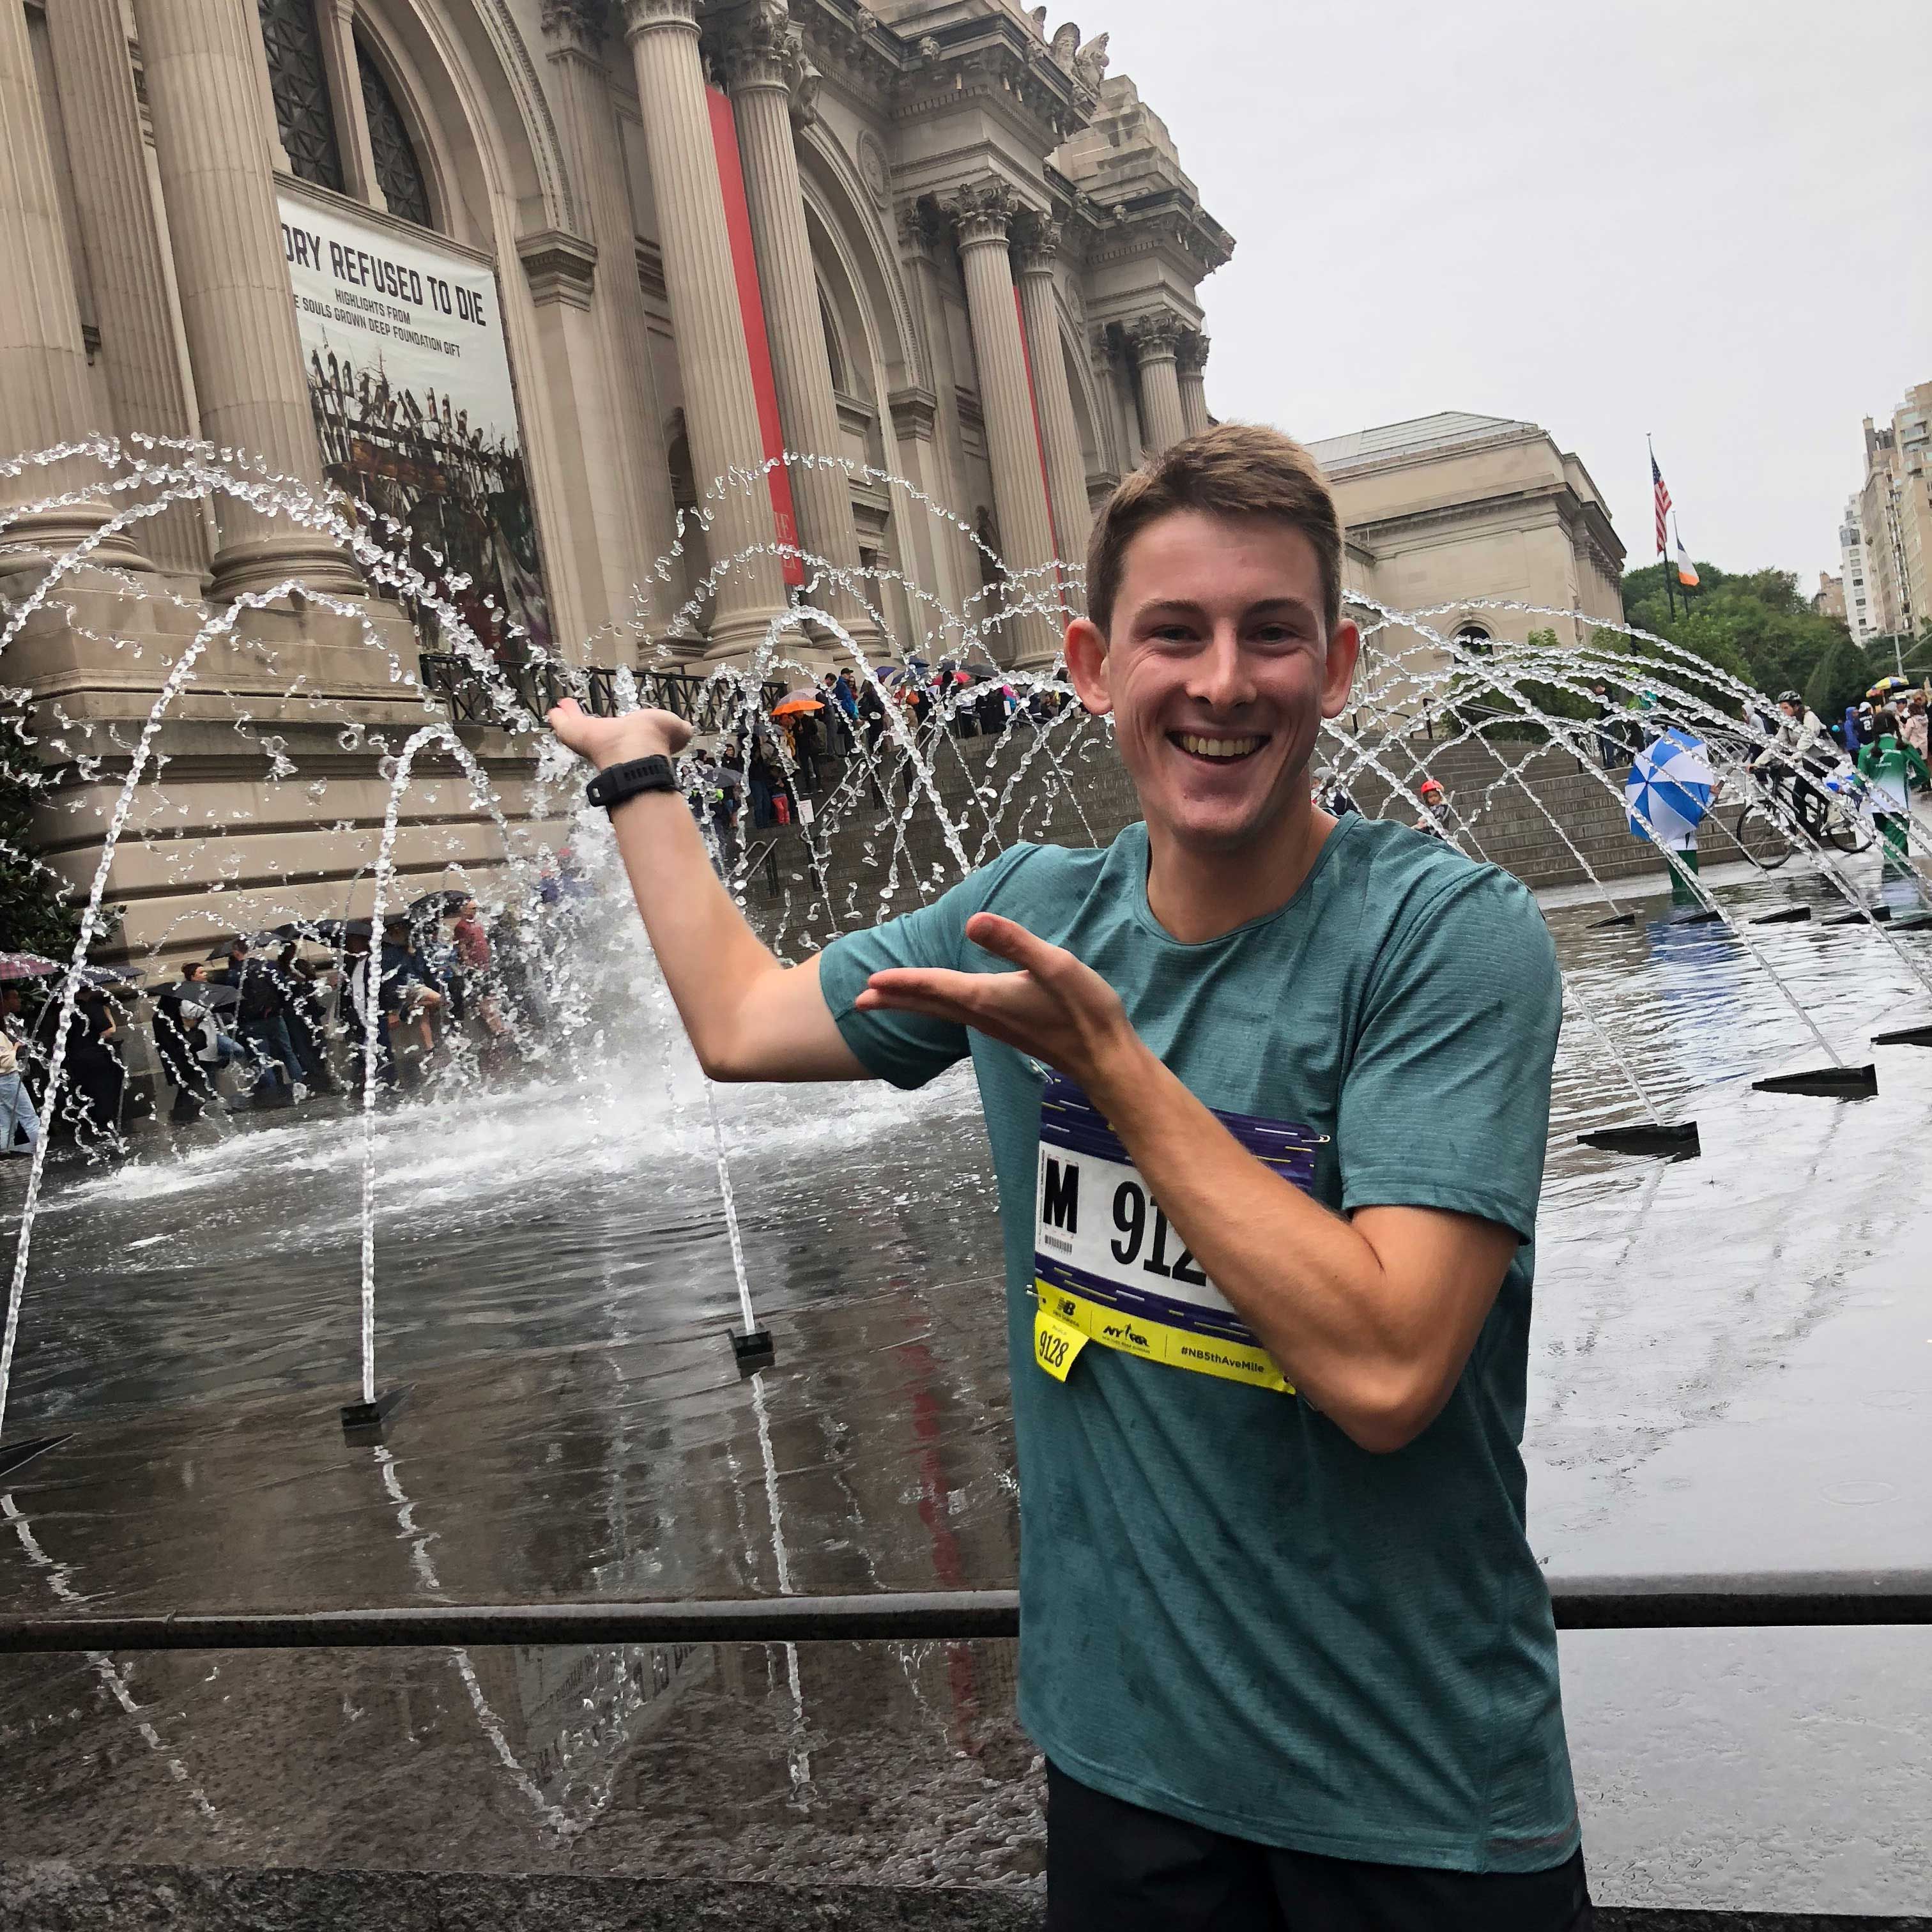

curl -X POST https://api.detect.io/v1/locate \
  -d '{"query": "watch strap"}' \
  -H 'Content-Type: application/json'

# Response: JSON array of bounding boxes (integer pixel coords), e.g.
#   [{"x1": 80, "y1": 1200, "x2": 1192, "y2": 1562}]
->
[{"x1": 586, "y1": 755, "x2": 677, "y2": 812}]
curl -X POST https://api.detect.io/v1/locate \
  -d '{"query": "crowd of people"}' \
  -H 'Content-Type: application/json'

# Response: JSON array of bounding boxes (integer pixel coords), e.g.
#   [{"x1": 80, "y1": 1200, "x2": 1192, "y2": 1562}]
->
[
  {"x1": 0, "y1": 882, "x2": 583, "y2": 1164},
  {"x1": 679, "y1": 660, "x2": 1071, "y2": 852}
]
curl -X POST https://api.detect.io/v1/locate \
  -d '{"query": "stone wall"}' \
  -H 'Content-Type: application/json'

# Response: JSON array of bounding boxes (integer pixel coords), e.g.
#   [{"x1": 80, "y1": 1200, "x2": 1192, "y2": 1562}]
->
[{"x1": 780, "y1": 724, "x2": 1782, "y2": 918}]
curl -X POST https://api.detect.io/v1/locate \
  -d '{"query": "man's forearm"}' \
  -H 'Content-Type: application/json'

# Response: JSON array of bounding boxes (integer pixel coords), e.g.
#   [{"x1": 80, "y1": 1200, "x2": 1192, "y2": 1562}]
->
[
  {"x1": 604, "y1": 787, "x2": 786, "y2": 1078},
  {"x1": 1084, "y1": 1038, "x2": 1506, "y2": 1451}
]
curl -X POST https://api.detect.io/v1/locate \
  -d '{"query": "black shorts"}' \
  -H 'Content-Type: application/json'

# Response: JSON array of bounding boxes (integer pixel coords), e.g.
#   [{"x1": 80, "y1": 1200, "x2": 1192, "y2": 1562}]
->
[{"x1": 1046, "y1": 1761, "x2": 1593, "y2": 1932}]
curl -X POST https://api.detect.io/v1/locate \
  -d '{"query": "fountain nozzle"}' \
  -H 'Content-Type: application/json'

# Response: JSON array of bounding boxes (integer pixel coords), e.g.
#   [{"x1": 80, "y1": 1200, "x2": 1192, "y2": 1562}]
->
[
  {"x1": 732, "y1": 1330, "x2": 776, "y2": 1379},
  {"x1": 341, "y1": 1384, "x2": 413, "y2": 1441}
]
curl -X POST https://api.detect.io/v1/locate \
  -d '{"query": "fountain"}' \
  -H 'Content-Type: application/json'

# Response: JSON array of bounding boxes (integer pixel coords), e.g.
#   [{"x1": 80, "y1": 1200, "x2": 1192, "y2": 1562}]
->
[{"x1": 2, "y1": 440, "x2": 1929, "y2": 1893}]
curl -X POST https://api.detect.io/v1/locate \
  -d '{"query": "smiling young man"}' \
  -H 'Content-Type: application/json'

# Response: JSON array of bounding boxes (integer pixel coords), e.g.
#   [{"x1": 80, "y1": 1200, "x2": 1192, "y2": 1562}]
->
[{"x1": 549, "y1": 424, "x2": 1585, "y2": 1930}]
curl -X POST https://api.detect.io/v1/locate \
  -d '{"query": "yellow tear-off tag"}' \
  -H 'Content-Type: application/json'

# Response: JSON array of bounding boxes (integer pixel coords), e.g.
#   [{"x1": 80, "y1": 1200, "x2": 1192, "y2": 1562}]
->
[{"x1": 1033, "y1": 1305, "x2": 1089, "y2": 1383}]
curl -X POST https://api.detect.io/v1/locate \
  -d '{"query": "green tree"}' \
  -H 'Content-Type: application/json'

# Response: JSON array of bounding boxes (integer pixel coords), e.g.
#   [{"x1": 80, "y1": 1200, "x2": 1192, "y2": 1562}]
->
[
  {"x1": 0, "y1": 719, "x2": 79, "y2": 960},
  {"x1": 1805, "y1": 634, "x2": 1876, "y2": 723},
  {"x1": 1620, "y1": 560, "x2": 1850, "y2": 705}
]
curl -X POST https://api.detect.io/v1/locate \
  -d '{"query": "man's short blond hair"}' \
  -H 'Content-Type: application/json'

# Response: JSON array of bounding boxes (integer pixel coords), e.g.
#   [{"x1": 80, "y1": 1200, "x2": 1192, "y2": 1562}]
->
[{"x1": 1085, "y1": 424, "x2": 1344, "y2": 641}]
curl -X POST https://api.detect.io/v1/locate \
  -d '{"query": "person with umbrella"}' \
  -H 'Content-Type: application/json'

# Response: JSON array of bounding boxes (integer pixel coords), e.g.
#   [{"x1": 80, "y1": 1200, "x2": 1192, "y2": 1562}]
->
[
  {"x1": 217, "y1": 936, "x2": 303, "y2": 1104},
  {"x1": 0, "y1": 981, "x2": 42, "y2": 1156},
  {"x1": 35, "y1": 984, "x2": 127, "y2": 1152},
  {"x1": 1627, "y1": 725, "x2": 1715, "y2": 903},
  {"x1": 153, "y1": 960, "x2": 245, "y2": 1122},
  {"x1": 381, "y1": 913, "x2": 443, "y2": 1079},
  {"x1": 274, "y1": 941, "x2": 339, "y2": 1094},
  {"x1": 339, "y1": 926, "x2": 395, "y2": 1093}
]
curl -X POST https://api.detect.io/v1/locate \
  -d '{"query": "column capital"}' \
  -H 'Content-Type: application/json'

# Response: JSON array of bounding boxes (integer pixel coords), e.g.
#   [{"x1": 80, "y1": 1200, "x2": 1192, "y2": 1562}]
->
[
  {"x1": 622, "y1": 0, "x2": 701, "y2": 43},
  {"x1": 1013, "y1": 214, "x2": 1063, "y2": 278},
  {"x1": 541, "y1": 0, "x2": 615, "y2": 56},
  {"x1": 1175, "y1": 326, "x2": 1211, "y2": 373},
  {"x1": 1126, "y1": 310, "x2": 1184, "y2": 364},
  {"x1": 942, "y1": 176, "x2": 1022, "y2": 251},
  {"x1": 720, "y1": 1, "x2": 790, "y2": 89},
  {"x1": 896, "y1": 195, "x2": 947, "y2": 259}
]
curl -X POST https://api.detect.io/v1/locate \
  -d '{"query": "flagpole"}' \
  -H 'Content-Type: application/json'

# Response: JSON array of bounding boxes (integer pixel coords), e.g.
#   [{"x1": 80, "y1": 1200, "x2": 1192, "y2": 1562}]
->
[{"x1": 1649, "y1": 434, "x2": 1676, "y2": 620}]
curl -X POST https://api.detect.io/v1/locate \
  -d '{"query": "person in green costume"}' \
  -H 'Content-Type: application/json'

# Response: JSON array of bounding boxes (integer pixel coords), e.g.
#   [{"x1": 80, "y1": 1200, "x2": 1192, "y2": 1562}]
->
[
  {"x1": 1857, "y1": 707, "x2": 1930, "y2": 864},
  {"x1": 549, "y1": 425, "x2": 1588, "y2": 1931}
]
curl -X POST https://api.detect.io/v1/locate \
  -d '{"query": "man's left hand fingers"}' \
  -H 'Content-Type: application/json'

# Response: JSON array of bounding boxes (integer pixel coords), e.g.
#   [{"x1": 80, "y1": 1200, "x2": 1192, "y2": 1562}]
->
[{"x1": 963, "y1": 912, "x2": 1061, "y2": 972}]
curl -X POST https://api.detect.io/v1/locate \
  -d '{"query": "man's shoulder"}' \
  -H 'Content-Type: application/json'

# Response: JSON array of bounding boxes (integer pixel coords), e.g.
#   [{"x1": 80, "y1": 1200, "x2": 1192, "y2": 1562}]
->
[{"x1": 1335, "y1": 818, "x2": 1551, "y2": 965}]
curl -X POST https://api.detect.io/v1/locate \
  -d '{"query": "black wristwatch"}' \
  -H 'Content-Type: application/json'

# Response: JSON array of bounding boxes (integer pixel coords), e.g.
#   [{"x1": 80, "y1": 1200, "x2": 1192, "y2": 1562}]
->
[{"x1": 585, "y1": 755, "x2": 677, "y2": 813}]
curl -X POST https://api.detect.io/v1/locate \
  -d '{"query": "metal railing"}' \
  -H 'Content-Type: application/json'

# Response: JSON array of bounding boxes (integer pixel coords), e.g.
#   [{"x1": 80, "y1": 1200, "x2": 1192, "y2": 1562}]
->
[
  {"x1": 417, "y1": 654, "x2": 785, "y2": 734},
  {"x1": 1, "y1": 1572, "x2": 1926, "y2": 1654}
]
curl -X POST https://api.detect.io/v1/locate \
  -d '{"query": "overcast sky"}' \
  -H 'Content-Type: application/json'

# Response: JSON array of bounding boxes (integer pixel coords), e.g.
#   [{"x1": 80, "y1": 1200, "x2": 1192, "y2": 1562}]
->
[{"x1": 1093, "y1": 0, "x2": 1931, "y2": 589}]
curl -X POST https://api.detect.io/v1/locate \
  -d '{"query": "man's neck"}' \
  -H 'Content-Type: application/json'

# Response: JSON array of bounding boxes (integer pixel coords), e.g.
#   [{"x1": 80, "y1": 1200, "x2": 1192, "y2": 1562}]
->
[{"x1": 1144, "y1": 790, "x2": 1338, "y2": 945}]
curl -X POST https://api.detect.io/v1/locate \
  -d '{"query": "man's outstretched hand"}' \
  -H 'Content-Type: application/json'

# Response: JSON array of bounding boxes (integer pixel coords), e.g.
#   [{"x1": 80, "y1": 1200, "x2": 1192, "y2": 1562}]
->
[
  {"x1": 855, "y1": 911, "x2": 1143, "y2": 1096},
  {"x1": 546, "y1": 698, "x2": 692, "y2": 772}
]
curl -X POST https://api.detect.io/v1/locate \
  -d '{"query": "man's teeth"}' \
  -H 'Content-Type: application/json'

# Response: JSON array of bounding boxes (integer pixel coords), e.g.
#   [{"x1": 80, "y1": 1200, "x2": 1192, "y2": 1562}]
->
[{"x1": 1177, "y1": 733, "x2": 1262, "y2": 760}]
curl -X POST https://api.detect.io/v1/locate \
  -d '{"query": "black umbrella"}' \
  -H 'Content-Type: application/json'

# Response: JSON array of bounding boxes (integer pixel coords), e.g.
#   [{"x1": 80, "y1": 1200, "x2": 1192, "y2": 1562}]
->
[
  {"x1": 274, "y1": 919, "x2": 348, "y2": 946},
  {"x1": 408, "y1": 889, "x2": 472, "y2": 918},
  {"x1": 74, "y1": 964, "x2": 144, "y2": 989},
  {"x1": 204, "y1": 931, "x2": 279, "y2": 959}
]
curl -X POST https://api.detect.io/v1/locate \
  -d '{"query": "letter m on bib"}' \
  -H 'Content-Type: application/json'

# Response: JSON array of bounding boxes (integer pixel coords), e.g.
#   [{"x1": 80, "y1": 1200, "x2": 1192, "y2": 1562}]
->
[{"x1": 1041, "y1": 1156, "x2": 1080, "y2": 1234}]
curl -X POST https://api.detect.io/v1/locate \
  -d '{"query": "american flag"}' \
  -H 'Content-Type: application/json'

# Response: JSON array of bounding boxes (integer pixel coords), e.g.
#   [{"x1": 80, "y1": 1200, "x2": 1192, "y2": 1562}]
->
[{"x1": 1652, "y1": 452, "x2": 1672, "y2": 558}]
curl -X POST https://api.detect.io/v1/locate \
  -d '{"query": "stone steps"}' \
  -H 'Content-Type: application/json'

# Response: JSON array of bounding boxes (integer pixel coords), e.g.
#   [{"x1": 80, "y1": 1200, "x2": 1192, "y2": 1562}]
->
[{"x1": 767, "y1": 730, "x2": 1783, "y2": 905}]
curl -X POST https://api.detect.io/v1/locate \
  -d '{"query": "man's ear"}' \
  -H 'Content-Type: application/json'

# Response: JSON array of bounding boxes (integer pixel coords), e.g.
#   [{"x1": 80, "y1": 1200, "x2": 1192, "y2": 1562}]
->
[
  {"x1": 1066, "y1": 616, "x2": 1112, "y2": 716},
  {"x1": 1319, "y1": 618, "x2": 1361, "y2": 721}
]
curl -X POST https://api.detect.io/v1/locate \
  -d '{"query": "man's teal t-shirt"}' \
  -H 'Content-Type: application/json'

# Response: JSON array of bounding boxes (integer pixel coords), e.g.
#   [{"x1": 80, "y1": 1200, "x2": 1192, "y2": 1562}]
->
[{"x1": 817, "y1": 814, "x2": 1575, "y2": 1874}]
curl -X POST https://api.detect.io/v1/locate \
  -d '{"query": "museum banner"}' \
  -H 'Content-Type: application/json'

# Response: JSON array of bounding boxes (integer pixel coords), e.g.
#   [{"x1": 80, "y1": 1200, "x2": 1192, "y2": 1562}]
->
[
  {"x1": 277, "y1": 189, "x2": 553, "y2": 657},
  {"x1": 708, "y1": 86, "x2": 807, "y2": 590}
]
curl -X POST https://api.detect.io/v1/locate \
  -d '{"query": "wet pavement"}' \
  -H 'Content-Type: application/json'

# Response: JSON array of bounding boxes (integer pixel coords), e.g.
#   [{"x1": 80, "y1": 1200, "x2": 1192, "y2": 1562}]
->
[{"x1": 1, "y1": 852, "x2": 1929, "y2": 1915}]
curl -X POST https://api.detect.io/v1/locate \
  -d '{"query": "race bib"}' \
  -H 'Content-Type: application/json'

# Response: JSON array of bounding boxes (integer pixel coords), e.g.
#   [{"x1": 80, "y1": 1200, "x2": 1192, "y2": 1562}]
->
[{"x1": 1033, "y1": 1072, "x2": 1321, "y2": 1393}]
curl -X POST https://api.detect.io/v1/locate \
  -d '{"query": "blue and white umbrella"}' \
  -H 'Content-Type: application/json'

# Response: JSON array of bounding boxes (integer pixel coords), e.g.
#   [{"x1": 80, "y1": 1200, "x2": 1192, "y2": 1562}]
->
[{"x1": 1626, "y1": 727, "x2": 1714, "y2": 845}]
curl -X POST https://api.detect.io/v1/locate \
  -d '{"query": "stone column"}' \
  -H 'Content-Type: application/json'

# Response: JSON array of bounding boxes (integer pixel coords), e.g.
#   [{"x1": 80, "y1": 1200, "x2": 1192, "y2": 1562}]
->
[
  {"x1": 315, "y1": 0, "x2": 387, "y2": 211},
  {"x1": 540, "y1": 0, "x2": 679, "y2": 640},
  {"x1": 1129, "y1": 312, "x2": 1188, "y2": 457},
  {"x1": 723, "y1": 3, "x2": 881, "y2": 654},
  {"x1": 1176, "y1": 328, "x2": 1211, "y2": 439},
  {"x1": 896, "y1": 199, "x2": 973, "y2": 616},
  {"x1": 621, "y1": 0, "x2": 787, "y2": 664},
  {"x1": 130, "y1": 0, "x2": 362, "y2": 599},
  {"x1": 946, "y1": 180, "x2": 1060, "y2": 667},
  {"x1": 1012, "y1": 217, "x2": 1091, "y2": 574},
  {"x1": 0, "y1": 0, "x2": 149, "y2": 574},
  {"x1": 42, "y1": 0, "x2": 208, "y2": 578}
]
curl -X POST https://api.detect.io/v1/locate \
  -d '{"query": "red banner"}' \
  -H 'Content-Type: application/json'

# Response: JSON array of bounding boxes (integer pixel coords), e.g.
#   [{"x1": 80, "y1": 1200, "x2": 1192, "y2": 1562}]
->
[{"x1": 708, "y1": 88, "x2": 805, "y2": 590}]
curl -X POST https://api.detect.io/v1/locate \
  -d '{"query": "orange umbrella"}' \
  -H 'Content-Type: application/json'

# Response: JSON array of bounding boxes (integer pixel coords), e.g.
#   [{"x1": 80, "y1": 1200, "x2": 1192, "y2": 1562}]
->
[{"x1": 770, "y1": 687, "x2": 824, "y2": 717}]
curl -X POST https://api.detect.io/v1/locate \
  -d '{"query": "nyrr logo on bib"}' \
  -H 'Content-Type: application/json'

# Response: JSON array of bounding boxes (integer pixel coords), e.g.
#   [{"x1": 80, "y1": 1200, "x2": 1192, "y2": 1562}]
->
[{"x1": 1031, "y1": 1071, "x2": 1321, "y2": 1394}]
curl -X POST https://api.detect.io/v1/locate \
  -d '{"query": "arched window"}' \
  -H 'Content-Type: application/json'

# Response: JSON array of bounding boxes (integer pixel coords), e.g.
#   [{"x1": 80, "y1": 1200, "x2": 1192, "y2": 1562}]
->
[
  {"x1": 818, "y1": 288, "x2": 847, "y2": 395},
  {"x1": 258, "y1": 0, "x2": 344, "y2": 194},
  {"x1": 356, "y1": 38, "x2": 433, "y2": 229},
  {"x1": 257, "y1": 1, "x2": 436, "y2": 232},
  {"x1": 1453, "y1": 623, "x2": 1494, "y2": 656}
]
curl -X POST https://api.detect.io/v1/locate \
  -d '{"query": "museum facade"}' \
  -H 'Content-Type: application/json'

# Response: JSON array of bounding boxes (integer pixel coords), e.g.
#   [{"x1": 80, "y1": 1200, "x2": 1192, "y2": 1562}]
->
[
  {"x1": 4, "y1": 0, "x2": 1231, "y2": 667},
  {"x1": 0, "y1": 0, "x2": 1232, "y2": 965}
]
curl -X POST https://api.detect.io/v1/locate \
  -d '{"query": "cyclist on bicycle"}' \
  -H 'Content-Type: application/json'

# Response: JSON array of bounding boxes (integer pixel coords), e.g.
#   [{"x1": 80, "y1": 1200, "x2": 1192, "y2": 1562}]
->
[{"x1": 1751, "y1": 691, "x2": 1834, "y2": 841}]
